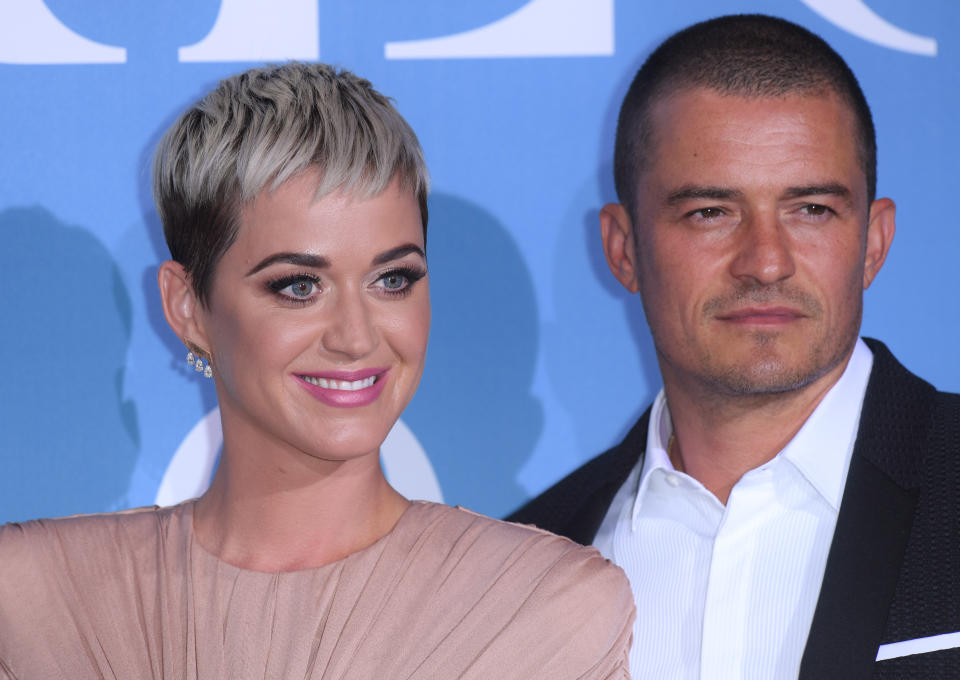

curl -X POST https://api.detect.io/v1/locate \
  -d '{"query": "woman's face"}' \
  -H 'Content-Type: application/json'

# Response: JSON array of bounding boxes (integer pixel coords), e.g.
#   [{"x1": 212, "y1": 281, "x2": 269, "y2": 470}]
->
[{"x1": 196, "y1": 171, "x2": 429, "y2": 465}]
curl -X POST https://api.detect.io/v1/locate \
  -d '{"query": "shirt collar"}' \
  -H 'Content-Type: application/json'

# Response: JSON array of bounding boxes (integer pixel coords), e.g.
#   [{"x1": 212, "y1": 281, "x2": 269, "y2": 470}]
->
[
  {"x1": 643, "y1": 388, "x2": 673, "y2": 476},
  {"x1": 779, "y1": 338, "x2": 873, "y2": 510},
  {"x1": 634, "y1": 338, "x2": 874, "y2": 517},
  {"x1": 630, "y1": 388, "x2": 673, "y2": 519}
]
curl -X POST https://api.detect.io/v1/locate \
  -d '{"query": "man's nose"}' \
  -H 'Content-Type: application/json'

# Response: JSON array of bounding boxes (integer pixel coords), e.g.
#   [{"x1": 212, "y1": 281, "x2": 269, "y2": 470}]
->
[
  {"x1": 320, "y1": 288, "x2": 379, "y2": 360},
  {"x1": 728, "y1": 212, "x2": 796, "y2": 286}
]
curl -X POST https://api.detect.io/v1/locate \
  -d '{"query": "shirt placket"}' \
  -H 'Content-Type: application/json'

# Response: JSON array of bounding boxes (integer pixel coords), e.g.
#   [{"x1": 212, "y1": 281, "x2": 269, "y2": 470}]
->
[{"x1": 700, "y1": 468, "x2": 774, "y2": 679}]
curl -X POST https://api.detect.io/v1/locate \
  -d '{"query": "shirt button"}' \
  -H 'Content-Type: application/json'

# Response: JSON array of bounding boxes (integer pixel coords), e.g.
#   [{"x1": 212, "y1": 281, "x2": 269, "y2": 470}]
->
[{"x1": 665, "y1": 474, "x2": 680, "y2": 487}]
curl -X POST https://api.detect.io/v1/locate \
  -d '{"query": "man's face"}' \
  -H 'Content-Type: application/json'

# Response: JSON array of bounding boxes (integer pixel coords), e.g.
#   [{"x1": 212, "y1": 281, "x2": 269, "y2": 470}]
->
[{"x1": 606, "y1": 88, "x2": 894, "y2": 398}]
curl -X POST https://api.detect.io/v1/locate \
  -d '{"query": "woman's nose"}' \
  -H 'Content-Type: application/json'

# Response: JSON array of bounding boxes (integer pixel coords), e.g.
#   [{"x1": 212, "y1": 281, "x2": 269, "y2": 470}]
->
[{"x1": 320, "y1": 289, "x2": 379, "y2": 359}]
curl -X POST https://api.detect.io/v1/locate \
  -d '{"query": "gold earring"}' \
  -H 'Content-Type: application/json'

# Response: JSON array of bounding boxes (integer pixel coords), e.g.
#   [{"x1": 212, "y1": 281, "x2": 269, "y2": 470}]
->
[{"x1": 184, "y1": 342, "x2": 213, "y2": 379}]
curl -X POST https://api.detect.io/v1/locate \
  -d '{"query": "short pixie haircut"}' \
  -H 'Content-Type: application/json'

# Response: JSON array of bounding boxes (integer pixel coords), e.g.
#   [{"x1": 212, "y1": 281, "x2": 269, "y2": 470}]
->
[
  {"x1": 153, "y1": 62, "x2": 429, "y2": 305},
  {"x1": 614, "y1": 14, "x2": 877, "y2": 221}
]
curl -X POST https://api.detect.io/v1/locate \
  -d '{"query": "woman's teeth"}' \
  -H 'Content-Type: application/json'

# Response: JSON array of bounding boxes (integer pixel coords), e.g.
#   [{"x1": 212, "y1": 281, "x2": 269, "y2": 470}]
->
[{"x1": 301, "y1": 375, "x2": 377, "y2": 391}]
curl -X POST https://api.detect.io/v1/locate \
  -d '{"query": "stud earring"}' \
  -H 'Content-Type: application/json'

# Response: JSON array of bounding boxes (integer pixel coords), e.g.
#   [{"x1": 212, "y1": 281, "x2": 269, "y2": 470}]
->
[
  {"x1": 186, "y1": 351, "x2": 196, "y2": 366},
  {"x1": 204, "y1": 364, "x2": 213, "y2": 379}
]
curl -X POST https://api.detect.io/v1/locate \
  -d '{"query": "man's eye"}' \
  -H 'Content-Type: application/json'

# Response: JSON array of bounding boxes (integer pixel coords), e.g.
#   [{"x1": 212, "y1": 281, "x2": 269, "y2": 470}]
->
[
  {"x1": 693, "y1": 207, "x2": 723, "y2": 219},
  {"x1": 801, "y1": 204, "x2": 831, "y2": 216}
]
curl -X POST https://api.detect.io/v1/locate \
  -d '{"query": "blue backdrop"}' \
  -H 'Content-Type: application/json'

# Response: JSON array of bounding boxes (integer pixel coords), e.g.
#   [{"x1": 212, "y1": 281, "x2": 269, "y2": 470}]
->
[{"x1": 1, "y1": 0, "x2": 957, "y2": 523}]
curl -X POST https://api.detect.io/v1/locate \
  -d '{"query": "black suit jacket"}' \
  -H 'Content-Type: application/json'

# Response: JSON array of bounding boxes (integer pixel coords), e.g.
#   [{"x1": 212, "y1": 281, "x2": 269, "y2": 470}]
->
[{"x1": 507, "y1": 339, "x2": 960, "y2": 678}]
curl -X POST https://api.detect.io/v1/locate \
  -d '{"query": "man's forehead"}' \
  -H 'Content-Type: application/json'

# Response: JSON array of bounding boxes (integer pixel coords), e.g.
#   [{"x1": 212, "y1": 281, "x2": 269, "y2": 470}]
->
[
  {"x1": 636, "y1": 87, "x2": 867, "y2": 202},
  {"x1": 647, "y1": 87, "x2": 857, "y2": 155},
  {"x1": 648, "y1": 85, "x2": 851, "y2": 125}
]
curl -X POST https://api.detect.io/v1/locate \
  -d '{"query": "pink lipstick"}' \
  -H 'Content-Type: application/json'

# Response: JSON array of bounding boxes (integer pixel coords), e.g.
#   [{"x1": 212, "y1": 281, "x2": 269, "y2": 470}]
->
[{"x1": 295, "y1": 368, "x2": 388, "y2": 407}]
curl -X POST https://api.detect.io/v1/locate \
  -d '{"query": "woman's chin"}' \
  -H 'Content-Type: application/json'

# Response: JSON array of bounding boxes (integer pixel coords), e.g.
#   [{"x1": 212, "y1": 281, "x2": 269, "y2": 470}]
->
[{"x1": 290, "y1": 430, "x2": 390, "y2": 467}]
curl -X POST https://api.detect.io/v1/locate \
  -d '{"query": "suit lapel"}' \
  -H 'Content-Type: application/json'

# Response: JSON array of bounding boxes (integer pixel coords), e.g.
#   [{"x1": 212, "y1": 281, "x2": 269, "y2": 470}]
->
[
  {"x1": 569, "y1": 411, "x2": 650, "y2": 545},
  {"x1": 798, "y1": 455, "x2": 918, "y2": 679},
  {"x1": 504, "y1": 409, "x2": 649, "y2": 544},
  {"x1": 799, "y1": 340, "x2": 931, "y2": 679}
]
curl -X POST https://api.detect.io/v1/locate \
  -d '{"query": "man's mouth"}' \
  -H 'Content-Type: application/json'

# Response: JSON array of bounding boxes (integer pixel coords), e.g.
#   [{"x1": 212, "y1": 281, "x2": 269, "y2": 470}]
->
[{"x1": 717, "y1": 306, "x2": 806, "y2": 323}]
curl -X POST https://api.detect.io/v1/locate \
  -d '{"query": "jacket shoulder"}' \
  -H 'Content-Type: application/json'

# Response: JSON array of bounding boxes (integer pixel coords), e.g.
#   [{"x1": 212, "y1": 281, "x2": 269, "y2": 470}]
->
[
  {"x1": 853, "y1": 340, "x2": 960, "y2": 652},
  {"x1": 505, "y1": 411, "x2": 649, "y2": 544}
]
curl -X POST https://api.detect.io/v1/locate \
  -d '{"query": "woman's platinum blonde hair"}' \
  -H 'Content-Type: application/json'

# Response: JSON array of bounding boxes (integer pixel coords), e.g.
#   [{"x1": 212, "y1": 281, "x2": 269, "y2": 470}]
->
[{"x1": 153, "y1": 62, "x2": 429, "y2": 303}]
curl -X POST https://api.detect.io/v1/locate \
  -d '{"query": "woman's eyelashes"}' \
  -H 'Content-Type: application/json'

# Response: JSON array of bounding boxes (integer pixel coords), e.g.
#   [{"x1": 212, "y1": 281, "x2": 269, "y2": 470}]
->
[
  {"x1": 372, "y1": 266, "x2": 426, "y2": 298},
  {"x1": 265, "y1": 265, "x2": 426, "y2": 304},
  {"x1": 267, "y1": 272, "x2": 322, "y2": 303}
]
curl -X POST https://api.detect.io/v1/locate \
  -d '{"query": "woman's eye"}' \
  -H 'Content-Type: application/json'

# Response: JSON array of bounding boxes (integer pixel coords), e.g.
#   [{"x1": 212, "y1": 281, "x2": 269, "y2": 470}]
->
[
  {"x1": 379, "y1": 272, "x2": 408, "y2": 290},
  {"x1": 286, "y1": 280, "x2": 317, "y2": 297},
  {"x1": 373, "y1": 267, "x2": 425, "y2": 296},
  {"x1": 268, "y1": 275, "x2": 321, "y2": 301}
]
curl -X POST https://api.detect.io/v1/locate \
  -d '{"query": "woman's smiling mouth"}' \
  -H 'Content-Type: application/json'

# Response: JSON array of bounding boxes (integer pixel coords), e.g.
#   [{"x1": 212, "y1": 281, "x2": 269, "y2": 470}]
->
[
  {"x1": 300, "y1": 375, "x2": 377, "y2": 391},
  {"x1": 295, "y1": 369, "x2": 389, "y2": 407}
]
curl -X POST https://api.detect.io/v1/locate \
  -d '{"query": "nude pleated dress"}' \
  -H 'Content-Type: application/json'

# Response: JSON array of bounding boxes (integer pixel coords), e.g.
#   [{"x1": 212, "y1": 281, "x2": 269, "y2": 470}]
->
[{"x1": 0, "y1": 501, "x2": 633, "y2": 679}]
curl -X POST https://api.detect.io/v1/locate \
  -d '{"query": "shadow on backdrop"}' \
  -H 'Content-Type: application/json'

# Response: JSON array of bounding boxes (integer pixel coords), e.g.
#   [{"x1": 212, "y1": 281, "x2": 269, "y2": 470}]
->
[
  {"x1": 544, "y1": 47, "x2": 665, "y2": 449},
  {"x1": 0, "y1": 207, "x2": 139, "y2": 522},
  {"x1": 543, "y1": 173, "x2": 660, "y2": 468},
  {"x1": 591, "y1": 163, "x2": 662, "y2": 411},
  {"x1": 595, "y1": 50, "x2": 664, "y2": 419},
  {"x1": 403, "y1": 193, "x2": 543, "y2": 518}
]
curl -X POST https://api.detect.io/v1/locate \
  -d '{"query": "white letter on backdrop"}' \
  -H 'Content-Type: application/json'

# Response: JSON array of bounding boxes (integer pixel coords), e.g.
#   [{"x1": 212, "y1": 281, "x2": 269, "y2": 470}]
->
[
  {"x1": 0, "y1": 0, "x2": 125, "y2": 64},
  {"x1": 385, "y1": 0, "x2": 613, "y2": 60},
  {"x1": 801, "y1": 0, "x2": 936, "y2": 56}
]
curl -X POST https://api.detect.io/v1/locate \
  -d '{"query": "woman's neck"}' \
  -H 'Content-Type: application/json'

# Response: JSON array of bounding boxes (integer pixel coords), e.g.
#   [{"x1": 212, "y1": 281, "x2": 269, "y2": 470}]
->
[{"x1": 192, "y1": 445, "x2": 409, "y2": 572}]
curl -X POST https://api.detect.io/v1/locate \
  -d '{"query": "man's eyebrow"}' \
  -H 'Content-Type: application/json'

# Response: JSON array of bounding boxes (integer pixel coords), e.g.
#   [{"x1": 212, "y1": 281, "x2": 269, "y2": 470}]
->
[
  {"x1": 371, "y1": 244, "x2": 425, "y2": 265},
  {"x1": 665, "y1": 186, "x2": 743, "y2": 205},
  {"x1": 664, "y1": 184, "x2": 854, "y2": 205},
  {"x1": 246, "y1": 253, "x2": 330, "y2": 276},
  {"x1": 781, "y1": 183, "x2": 852, "y2": 200}
]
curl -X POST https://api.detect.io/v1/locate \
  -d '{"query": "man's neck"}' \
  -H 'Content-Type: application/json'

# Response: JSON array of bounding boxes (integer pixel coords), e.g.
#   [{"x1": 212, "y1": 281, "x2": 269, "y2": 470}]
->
[{"x1": 662, "y1": 358, "x2": 851, "y2": 505}]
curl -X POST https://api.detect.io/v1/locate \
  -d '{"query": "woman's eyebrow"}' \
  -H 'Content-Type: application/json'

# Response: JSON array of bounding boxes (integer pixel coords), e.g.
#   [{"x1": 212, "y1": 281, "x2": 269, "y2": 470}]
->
[
  {"x1": 245, "y1": 253, "x2": 330, "y2": 276},
  {"x1": 371, "y1": 244, "x2": 425, "y2": 265},
  {"x1": 244, "y1": 244, "x2": 424, "y2": 276}
]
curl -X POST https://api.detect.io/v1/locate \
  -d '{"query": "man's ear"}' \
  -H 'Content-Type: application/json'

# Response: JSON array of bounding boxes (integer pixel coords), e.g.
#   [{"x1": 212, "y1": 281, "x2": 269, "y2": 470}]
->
[
  {"x1": 863, "y1": 197, "x2": 896, "y2": 289},
  {"x1": 158, "y1": 261, "x2": 211, "y2": 354},
  {"x1": 600, "y1": 203, "x2": 640, "y2": 294}
]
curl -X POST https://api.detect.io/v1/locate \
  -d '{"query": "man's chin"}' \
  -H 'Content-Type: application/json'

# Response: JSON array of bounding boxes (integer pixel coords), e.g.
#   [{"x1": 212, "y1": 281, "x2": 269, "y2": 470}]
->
[
  {"x1": 706, "y1": 365, "x2": 819, "y2": 396},
  {"x1": 700, "y1": 347, "x2": 844, "y2": 397}
]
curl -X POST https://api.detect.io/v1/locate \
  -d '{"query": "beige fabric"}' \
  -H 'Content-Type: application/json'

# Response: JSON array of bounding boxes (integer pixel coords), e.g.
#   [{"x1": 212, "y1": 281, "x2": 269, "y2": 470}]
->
[{"x1": 0, "y1": 501, "x2": 633, "y2": 679}]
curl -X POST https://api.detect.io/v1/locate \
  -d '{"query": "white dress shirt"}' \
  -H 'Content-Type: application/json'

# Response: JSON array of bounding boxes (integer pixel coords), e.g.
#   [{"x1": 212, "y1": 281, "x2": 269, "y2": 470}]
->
[{"x1": 593, "y1": 339, "x2": 874, "y2": 679}]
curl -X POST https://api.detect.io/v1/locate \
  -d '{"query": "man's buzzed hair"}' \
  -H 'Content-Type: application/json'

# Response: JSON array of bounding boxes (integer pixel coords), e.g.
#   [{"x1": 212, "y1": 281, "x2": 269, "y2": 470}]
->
[{"x1": 613, "y1": 14, "x2": 877, "y2": 220}]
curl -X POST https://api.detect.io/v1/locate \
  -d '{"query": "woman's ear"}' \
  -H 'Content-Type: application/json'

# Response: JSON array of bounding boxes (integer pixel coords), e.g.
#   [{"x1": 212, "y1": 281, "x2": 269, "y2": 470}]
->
[{"x1": 158, "y1": 261, "x2": 211, "y2": 353}]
